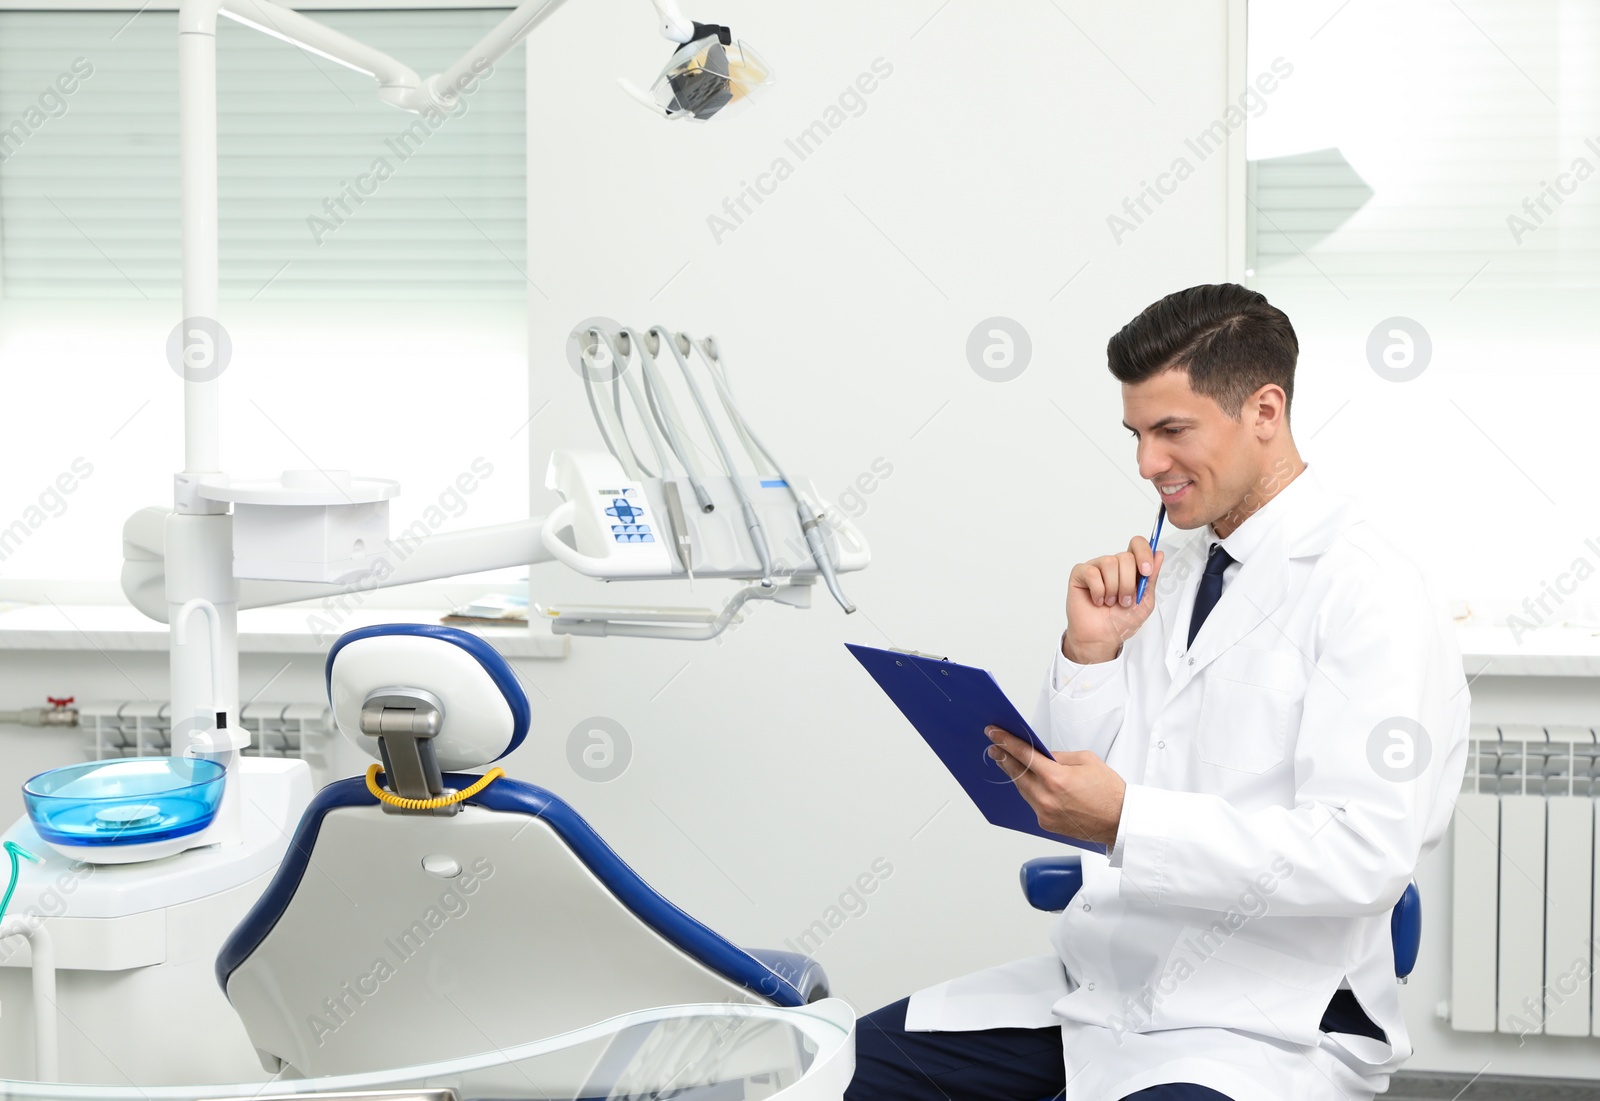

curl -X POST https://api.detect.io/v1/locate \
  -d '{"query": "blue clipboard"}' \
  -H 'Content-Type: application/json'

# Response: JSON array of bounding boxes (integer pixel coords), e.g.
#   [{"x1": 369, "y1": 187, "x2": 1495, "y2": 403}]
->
[{"x1": 846, "y1": 643, "x2": 1106, "y2": 854}]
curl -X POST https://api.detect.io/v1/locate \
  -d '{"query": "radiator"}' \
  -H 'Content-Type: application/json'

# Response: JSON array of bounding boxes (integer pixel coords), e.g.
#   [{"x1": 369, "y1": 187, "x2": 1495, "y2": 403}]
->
[
  {"x1": 77, "y1": 700, "x2": 332, "y2": 768},
  {"x1": 1451, "y1": 723, "x2": 1597, "y2": 1037}
]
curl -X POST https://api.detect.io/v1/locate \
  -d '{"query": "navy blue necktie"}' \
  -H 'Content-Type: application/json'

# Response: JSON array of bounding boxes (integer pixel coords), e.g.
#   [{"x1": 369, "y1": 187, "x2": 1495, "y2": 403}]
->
[{"x1": 1187, "y1": 543, "x2": 1235, "y2": 649}]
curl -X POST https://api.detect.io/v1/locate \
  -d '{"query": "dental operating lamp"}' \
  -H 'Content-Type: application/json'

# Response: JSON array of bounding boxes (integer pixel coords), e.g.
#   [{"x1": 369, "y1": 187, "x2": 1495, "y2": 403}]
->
[{"x1": 122, "y1": 0, "x2": 780, "y2": 853}]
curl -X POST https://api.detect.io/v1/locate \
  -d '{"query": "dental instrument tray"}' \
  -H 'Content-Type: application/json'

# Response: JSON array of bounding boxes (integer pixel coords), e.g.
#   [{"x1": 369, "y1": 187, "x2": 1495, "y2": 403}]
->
[
  {"x1": 846, "y1": 643, "x2": 1106, "y2": 853},
  {"x1": 22, "y1": 757, "x2": 226, "y2": 852}
]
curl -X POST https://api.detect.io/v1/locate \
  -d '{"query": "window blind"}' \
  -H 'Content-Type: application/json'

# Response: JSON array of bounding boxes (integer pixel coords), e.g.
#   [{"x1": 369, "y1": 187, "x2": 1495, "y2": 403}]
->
[
  {"x1": 1246, "y1": 148, "x2": 1374, "y2": 276},
  {"x1": 0, "y1": 8, "x2": 526, "y2": 300}
]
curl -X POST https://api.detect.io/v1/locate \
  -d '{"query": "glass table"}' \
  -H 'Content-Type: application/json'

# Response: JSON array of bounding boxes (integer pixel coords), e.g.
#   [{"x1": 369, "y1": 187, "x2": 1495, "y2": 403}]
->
[{"x1": 0, "y1": 1001, "x2": 855, "y2": 1101}]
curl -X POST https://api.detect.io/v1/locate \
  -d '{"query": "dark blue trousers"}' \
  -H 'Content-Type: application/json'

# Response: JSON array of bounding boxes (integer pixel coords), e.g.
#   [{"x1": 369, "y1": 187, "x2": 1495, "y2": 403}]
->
[{"x1": 844, "y1": 997, "x2": 1232, "y2": 1101}]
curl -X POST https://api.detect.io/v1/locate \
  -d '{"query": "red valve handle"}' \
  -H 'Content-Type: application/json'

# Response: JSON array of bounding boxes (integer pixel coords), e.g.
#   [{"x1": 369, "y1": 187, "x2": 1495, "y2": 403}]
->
[{"x1": 46, "y1": 697, "x2": 74, "y2": 708}]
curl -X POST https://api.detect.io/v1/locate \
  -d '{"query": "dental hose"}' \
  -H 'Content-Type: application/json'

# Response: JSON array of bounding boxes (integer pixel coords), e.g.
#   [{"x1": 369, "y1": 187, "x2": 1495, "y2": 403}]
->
[
  {"x1": 692, "y1": 337, "x2": 855, "y2": 613},
  {"x1": 626, "y1": 326, "x2": 716, "y2": 514},
  {"x1": 0, "y1": 841, "x2": 42, "y2": 924},
  {"x1": 660, "y1": 329, "x2": 778, "y2": 584}
]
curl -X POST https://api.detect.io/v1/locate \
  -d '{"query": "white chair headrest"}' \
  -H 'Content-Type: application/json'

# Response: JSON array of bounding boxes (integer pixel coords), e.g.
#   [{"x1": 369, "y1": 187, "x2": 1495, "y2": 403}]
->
[{"x1": 325, "y1": 625, "x2": 530, "y2": 771}]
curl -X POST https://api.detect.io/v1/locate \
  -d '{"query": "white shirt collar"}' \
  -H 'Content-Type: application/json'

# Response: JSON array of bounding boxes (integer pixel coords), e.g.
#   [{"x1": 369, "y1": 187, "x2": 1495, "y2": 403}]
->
[{"x1": 1207, "y1": 463, "x2": 1318, "y2": 566}]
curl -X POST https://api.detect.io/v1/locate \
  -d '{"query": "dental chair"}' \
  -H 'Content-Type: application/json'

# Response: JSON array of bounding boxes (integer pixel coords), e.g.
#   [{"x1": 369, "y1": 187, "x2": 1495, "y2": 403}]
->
[{"x1": 217, "y1": 624, "x2": 828, "y2": 1077}]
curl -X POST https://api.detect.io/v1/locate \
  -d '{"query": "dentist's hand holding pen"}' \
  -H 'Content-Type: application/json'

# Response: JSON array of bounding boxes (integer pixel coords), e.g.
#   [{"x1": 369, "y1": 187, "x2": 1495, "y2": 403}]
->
[{"x1": 1060, "y1": 516, "x2": 1165, "y2": 666}]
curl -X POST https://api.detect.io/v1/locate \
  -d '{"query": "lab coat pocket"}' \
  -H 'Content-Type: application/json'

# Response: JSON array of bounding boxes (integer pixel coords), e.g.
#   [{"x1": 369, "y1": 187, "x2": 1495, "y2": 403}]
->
[{"x1": 1196, "y1": 648, "x2": 1303, "y2": 774}]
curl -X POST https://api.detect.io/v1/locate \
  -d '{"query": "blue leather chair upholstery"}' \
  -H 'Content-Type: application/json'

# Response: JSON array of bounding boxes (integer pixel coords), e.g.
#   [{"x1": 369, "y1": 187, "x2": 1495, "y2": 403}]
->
[
  {"x1": 1389, "y1": 880, "x2": 1421, "y2": 980},
  {"x1": 1020, "y1": 856, "x2": 1421, "y2": 980}
]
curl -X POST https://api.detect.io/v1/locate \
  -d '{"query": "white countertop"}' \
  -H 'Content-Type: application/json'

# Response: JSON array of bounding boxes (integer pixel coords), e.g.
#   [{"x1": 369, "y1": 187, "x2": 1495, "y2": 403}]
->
[
  {"x1": 1456, "y1": 625, "x2": 1600, "y2": 678},
  {"x1": 0, "y1": 603, "x2": 568, "y2": 660}
]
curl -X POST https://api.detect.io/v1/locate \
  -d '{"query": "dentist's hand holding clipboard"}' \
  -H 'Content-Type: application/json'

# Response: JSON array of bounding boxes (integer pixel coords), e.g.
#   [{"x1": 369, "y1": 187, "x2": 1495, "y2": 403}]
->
[{"x1": 985, "y1": 505, "x2": 1166, "y2": 848}]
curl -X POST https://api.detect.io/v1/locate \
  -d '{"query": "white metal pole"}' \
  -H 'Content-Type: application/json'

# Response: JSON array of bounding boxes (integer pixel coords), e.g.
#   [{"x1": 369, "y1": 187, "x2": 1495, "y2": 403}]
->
[
  {"x1": 175, "y1": 0, "x2": 243, "y2": 839},
  {"x1": 179, "y1": 2, "x2": 221, "y2": 477}
]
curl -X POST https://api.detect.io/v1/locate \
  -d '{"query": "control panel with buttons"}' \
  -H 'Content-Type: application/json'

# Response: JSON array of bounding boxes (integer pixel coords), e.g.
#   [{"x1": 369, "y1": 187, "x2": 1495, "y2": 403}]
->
[
  {"x1": 603, "y1": 491, "x2": 656, "y2": 544},
  {"x1": 544, "y1": 451, "x2": 675, "y2": 576}
]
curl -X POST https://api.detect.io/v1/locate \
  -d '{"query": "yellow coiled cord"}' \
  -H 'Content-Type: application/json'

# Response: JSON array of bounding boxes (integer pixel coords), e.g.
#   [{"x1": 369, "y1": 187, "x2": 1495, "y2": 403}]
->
[{"x1": 365, "y1": 763, "x2": 505, "y2": 810}]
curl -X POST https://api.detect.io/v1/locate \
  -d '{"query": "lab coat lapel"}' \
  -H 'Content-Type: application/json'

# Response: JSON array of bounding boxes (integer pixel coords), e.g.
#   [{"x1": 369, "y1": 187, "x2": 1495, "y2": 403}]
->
[
  {"x1": 1180, "y1": 528, "x2": 1289, "y2": 683},
  {"x1": 1164, "y1": 474, "x2": 1351, "y2": 692},
  {"x1": 1160, "y1": 536, "x2": 1206, "y2": 683}
]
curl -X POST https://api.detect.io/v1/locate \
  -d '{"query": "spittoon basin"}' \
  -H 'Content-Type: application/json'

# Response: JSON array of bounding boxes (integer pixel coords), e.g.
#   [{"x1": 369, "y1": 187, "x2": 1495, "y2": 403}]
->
[{"x1": 22, "y1": 757, "x2": 226, "y2": 851}]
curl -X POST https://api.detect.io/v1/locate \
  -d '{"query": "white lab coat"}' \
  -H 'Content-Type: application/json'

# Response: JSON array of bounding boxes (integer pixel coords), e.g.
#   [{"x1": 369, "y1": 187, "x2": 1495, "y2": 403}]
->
[{"x1": 905, "y1": 469, "x2": 1470, "y2": 1101}]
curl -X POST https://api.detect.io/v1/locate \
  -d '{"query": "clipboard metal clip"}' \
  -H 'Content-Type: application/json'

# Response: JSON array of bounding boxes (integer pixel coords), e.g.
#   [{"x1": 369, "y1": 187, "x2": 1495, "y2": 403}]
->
[{"x1": 888, "y1": 647, "x2": 950, "y2": 662}]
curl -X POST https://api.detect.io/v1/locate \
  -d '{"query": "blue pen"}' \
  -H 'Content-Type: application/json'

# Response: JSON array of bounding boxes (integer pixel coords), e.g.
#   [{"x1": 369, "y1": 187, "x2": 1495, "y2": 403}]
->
[{"x1": 1135, "y1": 504, "x2": 1166, "y2": 604}]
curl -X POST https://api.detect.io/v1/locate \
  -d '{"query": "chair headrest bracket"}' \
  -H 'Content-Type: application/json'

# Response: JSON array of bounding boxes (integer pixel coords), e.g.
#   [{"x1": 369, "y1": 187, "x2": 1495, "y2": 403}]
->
[{"x1": 360, "y1": 687, "x2": 458, "y2": 814}]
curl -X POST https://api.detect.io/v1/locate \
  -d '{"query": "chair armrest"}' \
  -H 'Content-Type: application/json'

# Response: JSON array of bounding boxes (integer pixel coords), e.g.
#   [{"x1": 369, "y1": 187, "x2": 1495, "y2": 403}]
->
[
  {"x1": 1391, "y1": 881, "x2": 1421, "y2": 980},
  {"x1": 746, "y1": 948, "x2": 829, "y2": 1004},
  {"x1": 1020, "y1": 855, "x2": 1084, "y2": 912}
]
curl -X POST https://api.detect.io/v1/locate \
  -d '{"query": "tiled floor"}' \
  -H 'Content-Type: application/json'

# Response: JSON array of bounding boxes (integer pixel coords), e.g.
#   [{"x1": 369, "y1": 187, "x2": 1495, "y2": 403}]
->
[{"x1": 1387, "y1": 1072, "x2": 1600, "y2": 1099}]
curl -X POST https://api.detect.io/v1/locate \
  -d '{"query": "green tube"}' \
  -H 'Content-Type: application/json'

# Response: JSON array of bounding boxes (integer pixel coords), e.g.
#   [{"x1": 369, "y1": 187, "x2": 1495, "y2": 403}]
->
[{"x1": 0, "y1": 841, "x2": 42, "y2": 925}]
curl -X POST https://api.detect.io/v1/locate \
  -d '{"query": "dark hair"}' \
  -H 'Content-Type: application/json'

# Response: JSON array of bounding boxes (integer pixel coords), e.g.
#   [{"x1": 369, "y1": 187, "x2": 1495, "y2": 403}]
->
[{"x1": 1106, "y1": 283, "x2": 1298, "y2": 417}]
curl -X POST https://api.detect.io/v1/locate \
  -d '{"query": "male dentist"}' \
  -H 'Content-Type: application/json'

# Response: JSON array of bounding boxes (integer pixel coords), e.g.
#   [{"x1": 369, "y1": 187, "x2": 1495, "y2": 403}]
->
[{"x1": 845, "y1": 284, "x2": 1470, "y2": 1101}]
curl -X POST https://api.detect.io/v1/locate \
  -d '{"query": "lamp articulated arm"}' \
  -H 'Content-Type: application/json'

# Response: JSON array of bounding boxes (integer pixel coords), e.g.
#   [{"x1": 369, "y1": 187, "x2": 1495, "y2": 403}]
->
[{"x1": 186, "y1": 0, "x2": 693, "y2": 119}]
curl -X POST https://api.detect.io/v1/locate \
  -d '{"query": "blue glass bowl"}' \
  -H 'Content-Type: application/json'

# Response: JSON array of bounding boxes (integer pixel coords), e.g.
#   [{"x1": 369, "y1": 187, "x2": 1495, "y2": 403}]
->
[{"x1": 23, "y1": 757, "x2": 226, "y2": 849}]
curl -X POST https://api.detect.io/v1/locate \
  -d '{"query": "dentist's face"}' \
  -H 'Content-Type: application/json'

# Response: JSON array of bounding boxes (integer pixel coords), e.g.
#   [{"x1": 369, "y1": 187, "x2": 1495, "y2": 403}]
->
[{"x1": 1121, "y1": 367, "x2": 1259, "y2": 532}]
